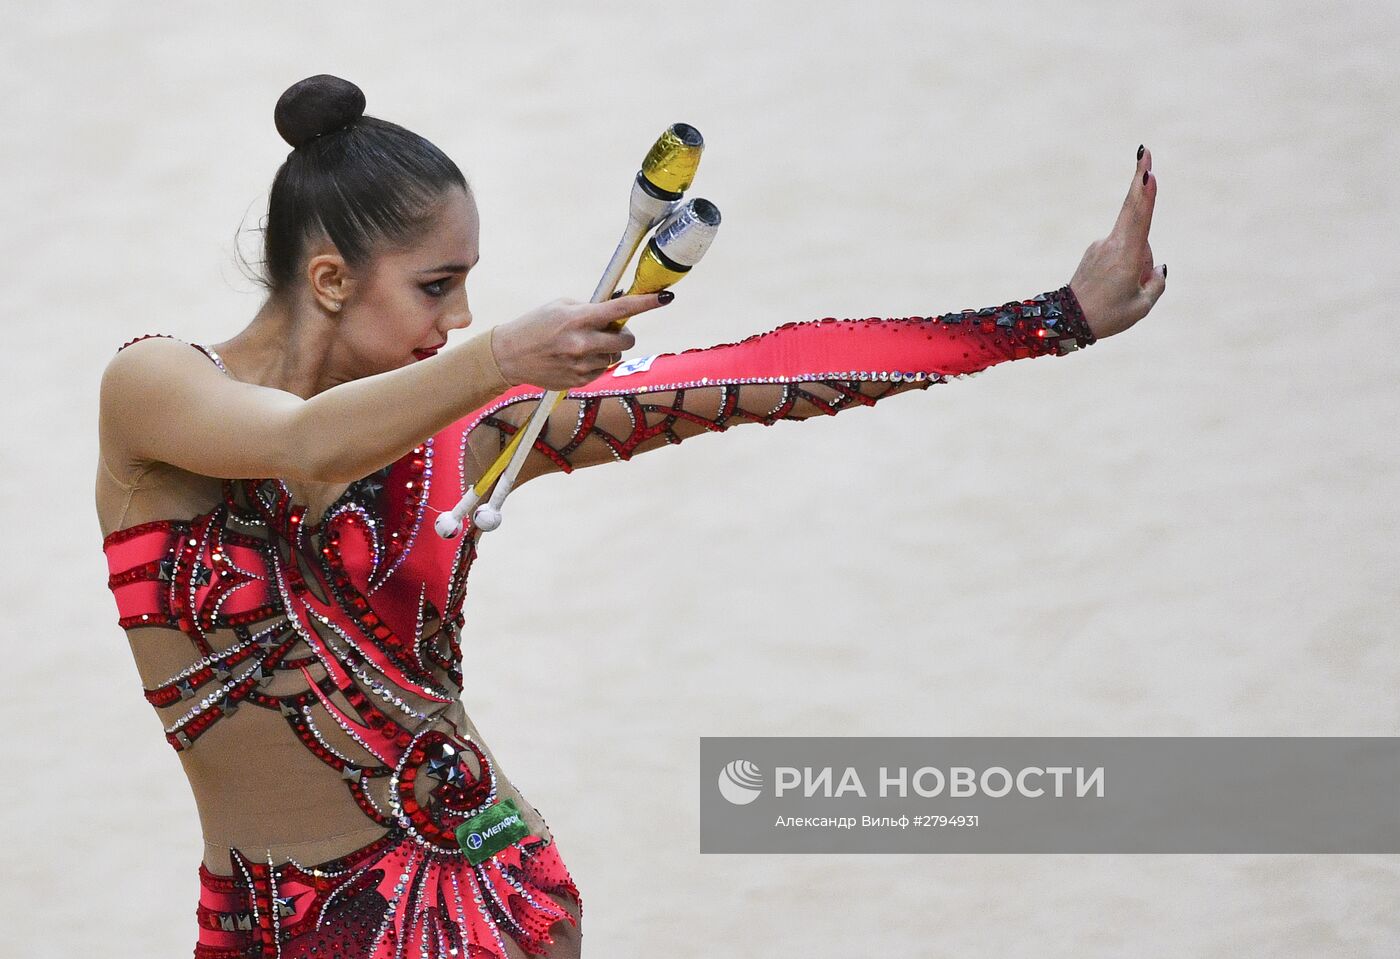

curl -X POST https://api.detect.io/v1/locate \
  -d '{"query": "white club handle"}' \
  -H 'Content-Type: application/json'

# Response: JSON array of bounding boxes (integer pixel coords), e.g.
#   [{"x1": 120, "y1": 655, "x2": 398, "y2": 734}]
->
[{"x1": 432, "y1": 149, "x2": 695, "y2": 539}]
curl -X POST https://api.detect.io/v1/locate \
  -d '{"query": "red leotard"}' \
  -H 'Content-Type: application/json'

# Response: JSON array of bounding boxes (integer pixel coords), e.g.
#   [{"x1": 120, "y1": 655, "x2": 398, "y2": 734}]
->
[{"x1": 100, "y1": 287, "x2": 1094, "y2": 958}]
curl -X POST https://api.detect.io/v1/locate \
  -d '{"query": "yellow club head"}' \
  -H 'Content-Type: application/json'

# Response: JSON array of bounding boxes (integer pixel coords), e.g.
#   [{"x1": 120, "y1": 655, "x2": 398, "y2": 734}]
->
[
  {"x1": 640, "y1": 123, "x2": 704, "y2": 198},
  {"x1": 623, "y1": 197, "x2": 722, "y2": 297}
]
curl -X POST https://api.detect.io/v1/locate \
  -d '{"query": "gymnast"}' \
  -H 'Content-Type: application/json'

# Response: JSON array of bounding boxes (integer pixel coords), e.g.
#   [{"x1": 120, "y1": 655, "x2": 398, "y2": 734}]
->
[{"x1": 95, "y1": 74, "x2": 1165, "y2": 958}]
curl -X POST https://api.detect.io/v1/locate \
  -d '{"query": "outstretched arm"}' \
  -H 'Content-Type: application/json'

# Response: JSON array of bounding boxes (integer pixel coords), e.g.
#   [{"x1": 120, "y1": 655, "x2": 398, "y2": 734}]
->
[
  {"x1": 461, "y1": 285, "x2": 1096, "y2": 485},
  {"x1": 461, "y1": 143, "x2": 1166, "y2": 487}
]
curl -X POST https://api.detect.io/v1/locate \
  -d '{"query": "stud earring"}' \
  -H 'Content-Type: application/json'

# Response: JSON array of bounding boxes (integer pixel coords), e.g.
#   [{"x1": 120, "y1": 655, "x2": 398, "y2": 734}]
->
[{"x1": 330, "y1": 301, "x2": 342, "y2": 313}]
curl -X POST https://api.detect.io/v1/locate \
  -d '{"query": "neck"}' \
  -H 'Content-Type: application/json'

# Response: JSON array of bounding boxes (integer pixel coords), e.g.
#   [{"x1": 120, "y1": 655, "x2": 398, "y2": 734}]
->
[{"x1": 210, "y1": 292, "x2": 343, "y2": 400}]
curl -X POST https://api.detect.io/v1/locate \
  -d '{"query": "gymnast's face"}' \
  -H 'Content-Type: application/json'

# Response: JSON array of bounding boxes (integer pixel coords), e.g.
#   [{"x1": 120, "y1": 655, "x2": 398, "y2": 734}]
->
[{"x1": 310, "y1": 185, "x2": 481, "y2": 376}]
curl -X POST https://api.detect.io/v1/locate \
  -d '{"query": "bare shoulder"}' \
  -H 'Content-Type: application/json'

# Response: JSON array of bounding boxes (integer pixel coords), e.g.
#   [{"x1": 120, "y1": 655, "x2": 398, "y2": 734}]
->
[
  {"x1": 101, "y1": 335, "x2": 220, "y2": 398},
  {"x1": 96, "y1": 337, "x2": 250, "y2": 535},
  {"x1": 98, "y1": 336, "x2": 227, "y2": 475}
]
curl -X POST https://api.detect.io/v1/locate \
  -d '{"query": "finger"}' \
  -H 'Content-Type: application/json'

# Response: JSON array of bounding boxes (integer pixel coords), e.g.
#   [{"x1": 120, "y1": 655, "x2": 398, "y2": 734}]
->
[
  {"x1": 583, "y1": 328, "x2": 636, "y2": 356},
  {"x1": 582, "y1": 354, "x2": 618, "y2": 381},
  {"x1": 585, "y1": 291, "x2": 672, "y2": 328},
  {"x1": 586, "y1": 356, "x2": 615, "y2": 375},
  {"x1": 1136, "y1": 161, "x2": 1157, "y2": 246},
  {"x1": 1138, "y1": 239, "x2": 1155, "y2": 286},
  {"x1": 1138, "y1": 262, "x2": 1167, "y2": 310},
  {"x1": 1112, "y1": 145, "x2": 1156, "y2": 248}
]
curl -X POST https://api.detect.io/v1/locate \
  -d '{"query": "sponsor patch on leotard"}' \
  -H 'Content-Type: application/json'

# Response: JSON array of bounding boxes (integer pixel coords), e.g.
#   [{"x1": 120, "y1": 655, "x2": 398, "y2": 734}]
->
[
  {"x1": 456, "y1": 798, "x2": 531, "y2": 864},
  {"x1": 612, "y1": 353, "x2": 660, "y2": 376}
]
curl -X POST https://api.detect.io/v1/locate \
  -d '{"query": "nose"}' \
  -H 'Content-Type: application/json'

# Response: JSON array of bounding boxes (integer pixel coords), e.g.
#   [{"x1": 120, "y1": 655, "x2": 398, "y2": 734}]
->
[{"x1": 444, "y1": 305, "x2": 472, "y2": 333}]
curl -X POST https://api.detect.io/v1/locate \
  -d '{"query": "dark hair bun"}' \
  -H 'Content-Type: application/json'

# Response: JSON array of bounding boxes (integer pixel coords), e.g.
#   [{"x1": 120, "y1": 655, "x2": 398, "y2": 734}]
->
[{"x1": 274, "y1": 75, "x2": 366, "y2": 149}]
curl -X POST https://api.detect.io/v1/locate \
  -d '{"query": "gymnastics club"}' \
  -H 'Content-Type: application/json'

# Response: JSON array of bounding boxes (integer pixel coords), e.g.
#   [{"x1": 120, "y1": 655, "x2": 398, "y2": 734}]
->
[
  {"x1": 433, "y1": 123, "x2": 705, "y2": 540},
  {"x1": 437, "y1": 197, "x2": 722, "y2": 538},
  {"x1": 473, "y1": 197, "x2": 721, "y2": 530}
]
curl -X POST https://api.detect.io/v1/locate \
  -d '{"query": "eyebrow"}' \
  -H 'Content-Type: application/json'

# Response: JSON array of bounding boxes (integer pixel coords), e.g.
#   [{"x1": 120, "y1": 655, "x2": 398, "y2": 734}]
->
[{"x1": 417, "y1": 257, "x2": 479, "y2": 275}]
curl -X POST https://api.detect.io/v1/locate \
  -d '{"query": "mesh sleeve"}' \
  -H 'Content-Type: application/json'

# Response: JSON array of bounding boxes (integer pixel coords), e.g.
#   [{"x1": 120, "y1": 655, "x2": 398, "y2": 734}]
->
[{"x1": 462, "y1": 285, "x2": 1096, "y2": 486}]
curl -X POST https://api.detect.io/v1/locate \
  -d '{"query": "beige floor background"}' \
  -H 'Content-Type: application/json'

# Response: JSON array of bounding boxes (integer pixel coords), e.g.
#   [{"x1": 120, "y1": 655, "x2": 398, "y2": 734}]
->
[{"x1": 3, "y1": 1, "x2": 1399, "y2": 956}]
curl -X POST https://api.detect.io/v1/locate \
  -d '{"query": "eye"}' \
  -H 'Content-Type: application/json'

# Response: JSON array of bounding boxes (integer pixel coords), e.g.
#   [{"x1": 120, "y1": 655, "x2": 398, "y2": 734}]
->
[{"x1": 421, "y1": 278, "x2": 449, "y2": 298}]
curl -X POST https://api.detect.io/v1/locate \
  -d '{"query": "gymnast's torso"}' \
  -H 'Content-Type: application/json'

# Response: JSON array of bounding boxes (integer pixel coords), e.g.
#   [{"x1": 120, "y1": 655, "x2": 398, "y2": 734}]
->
[
  {"x1": 98, "y1": 334, "x2": 596, "y2": 958},
  {"x1": 98, "y1": 337, "x2": 559, "y2": 875}
]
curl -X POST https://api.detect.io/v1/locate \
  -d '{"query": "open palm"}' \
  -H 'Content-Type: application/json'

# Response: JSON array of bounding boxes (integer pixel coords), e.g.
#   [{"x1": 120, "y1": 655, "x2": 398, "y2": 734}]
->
[{"x1": 1069, "y1": 146, "x2": 1167, "y2": 339}]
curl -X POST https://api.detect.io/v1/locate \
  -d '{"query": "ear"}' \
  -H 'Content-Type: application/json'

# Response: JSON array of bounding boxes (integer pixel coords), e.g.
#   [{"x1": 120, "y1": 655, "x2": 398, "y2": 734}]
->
[{"x1": 306, "y1": 252, "x2": 356, "y2": 314}]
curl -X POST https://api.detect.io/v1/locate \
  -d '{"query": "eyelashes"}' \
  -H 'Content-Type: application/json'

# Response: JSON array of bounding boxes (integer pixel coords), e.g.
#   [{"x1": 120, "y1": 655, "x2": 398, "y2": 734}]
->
[{"x1": 421, "y1": 279, "x2": 449, "y2": 297}]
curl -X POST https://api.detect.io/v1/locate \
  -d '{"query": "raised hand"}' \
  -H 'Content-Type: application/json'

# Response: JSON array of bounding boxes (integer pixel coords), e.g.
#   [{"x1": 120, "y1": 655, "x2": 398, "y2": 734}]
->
[{"x1": 1068, "y1": 145, "x2": 1167, "y2": 339}]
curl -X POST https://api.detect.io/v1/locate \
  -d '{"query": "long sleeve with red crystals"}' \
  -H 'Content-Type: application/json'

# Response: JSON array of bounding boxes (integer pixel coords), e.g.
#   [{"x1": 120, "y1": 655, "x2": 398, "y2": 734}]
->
[{"x1": 459, "y1": 285, "x2": 1096, "y2": 486}]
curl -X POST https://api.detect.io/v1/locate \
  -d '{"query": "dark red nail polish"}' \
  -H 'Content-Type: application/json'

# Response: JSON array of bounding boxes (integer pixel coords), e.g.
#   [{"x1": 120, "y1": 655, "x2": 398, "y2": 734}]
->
[
  {"x1": 1137, "y1": 144, "x2": 1144, "y2": 161},
  {"x1": 658, "y1": 290, "x2": 674, "y2": 304},
  {"x1": 1162, "y1": 264, "x2": 1167, "y2": 278},
  {"x1": 1142, "y1": 171, "x2": 1149, "y2": 186}
]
